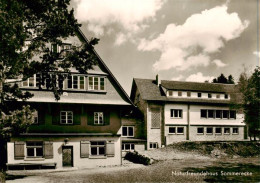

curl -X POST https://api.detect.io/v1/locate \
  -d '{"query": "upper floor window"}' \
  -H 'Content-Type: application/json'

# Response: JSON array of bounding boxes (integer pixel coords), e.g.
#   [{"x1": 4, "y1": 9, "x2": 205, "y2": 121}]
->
[
  {"x1": 170, "y1": 109, "x2": 182, "y2": 118},
  {"x1": 198, "y1": 93, "x2": 202, "y2": 98},
  {"x1": 201, "y1": 109, "x2": 236, "y2": 119},
  {"x1": 60, "y1": 111, "x2": 73, "y2": 124},
  {"x1": 178, "y1": 91, "x2": 182, "y2": 97},
  {"x1": 51, "y1": 43, "x2": 71, "y2": 58},
  {"x1": 22, "y1": 76, "x2": 36, "y2": 87},
  {"x1": 26, "y1": 142, "x2": 43, "y2": 158},
  {"x1": 88, "y1": 77, "x2": 105, "y2": 91},
  {"x1": 94, "y1": 112, "x2": 103, "y2": 125},
  {"x1": 122, "y1": 126, "x2": 134, "y2": 137},
  {"x1": 33, "y1": 111, "x2": 38, "y2": 124},
  {"x1": 67, "y1": 75, "x2": 85, "y2": 90},
  {"x1": 230, "y1": 111, "x2": 236, "y2": 119}
]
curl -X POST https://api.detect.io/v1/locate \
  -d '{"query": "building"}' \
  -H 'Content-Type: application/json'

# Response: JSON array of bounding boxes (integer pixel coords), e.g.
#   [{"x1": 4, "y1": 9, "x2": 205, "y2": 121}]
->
[
  {"x1": 130, "y1": 76, "x2": 246, "y2": 150},
  {"x1": 6, "y1": 29, "x2": 144, "y2": 170}
]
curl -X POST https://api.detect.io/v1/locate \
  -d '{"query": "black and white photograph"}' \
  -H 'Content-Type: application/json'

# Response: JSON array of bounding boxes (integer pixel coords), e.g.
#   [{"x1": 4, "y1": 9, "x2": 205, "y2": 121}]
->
[{"x1": 0, "y1": 0, "x2": 259, "y2": 182}]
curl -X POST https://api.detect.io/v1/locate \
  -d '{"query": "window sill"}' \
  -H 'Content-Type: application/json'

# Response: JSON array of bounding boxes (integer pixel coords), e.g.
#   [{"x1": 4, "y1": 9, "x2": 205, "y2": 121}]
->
[
  {"x1": 168, "y1": 133, "x2": 176, "y2": 135},
  {"x1": 224, "y1": 133, "x2": 230, "y2": 135},
  {"x1": 215, "y1": 133, "x2": 222, "y2": 135},
  {"x1": 197, "y1": 133, "x2": 204, "y2": 135},
  {"x1": 89, "y1": 155, "x2": 107, "y2": 159},
  {"x1": 206, "y1": 133, "x2": 213, "y2": 135},
  {"x1": 232, "y1": 133, "x2": 239, "y2": 135},
  {"x1": 176, "y1": 133, "x2": 184, "y2": 135},
  {"x1": 122, "y1": 136, "x2": 134, "y2": 138},
  {"x1": 25, "y1": 157, "x2": 45, "y2": 161}
]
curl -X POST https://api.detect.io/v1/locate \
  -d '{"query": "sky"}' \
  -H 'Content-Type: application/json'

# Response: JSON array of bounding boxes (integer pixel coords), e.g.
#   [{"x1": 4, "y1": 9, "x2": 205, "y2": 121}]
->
[{"x1": 71, "y1": 0, "x2": 259, "y2": 94}]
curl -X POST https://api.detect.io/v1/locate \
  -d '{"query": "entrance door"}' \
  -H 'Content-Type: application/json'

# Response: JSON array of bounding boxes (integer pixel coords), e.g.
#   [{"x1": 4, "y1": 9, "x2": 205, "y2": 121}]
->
[{"x1": 62, "y1": 146, "x2": 73, "y2": 167}]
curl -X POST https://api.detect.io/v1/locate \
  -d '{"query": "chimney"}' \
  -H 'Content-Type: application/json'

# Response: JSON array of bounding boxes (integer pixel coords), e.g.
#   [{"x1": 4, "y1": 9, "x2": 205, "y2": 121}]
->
[{"x1": 156, "y1": 74, "x2": 161, "y2": 86}]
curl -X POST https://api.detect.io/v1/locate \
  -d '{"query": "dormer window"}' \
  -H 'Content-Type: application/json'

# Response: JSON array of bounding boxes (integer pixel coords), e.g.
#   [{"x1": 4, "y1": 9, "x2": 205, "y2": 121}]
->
[
  {"x1": 51, "y1": 43, "x2": 72, "y2": 58},
  {"x1": 225, "y1": 94, "x2": 229, "y2": 99},
  {"x1": 67, "y1": 75, "x2": 85, "y2": 90},
  {"x1": 187, "y1": 91, "x2": 191, "y2": 97},
  {"x1": 22, "y1": 76, "x2": 36, "y2": 87},
  {"x1": 216, "y1": 94, "x2": 220, "y2": 98},
  {"x1": 178, "y1": 91, "x2": 182, "y2": 97},
  {"x1": 198, "y1": 93, "x2": 201, "y2": 98},
  {"x1": 208, "y1": 93, "x2": 212, "y2": 98},
  {"x1": 88, "y1": 76, "x2": 105, "y2": 91},
  {"x1": 168, "y1": 91, "x2": 173, "y2": 96}
]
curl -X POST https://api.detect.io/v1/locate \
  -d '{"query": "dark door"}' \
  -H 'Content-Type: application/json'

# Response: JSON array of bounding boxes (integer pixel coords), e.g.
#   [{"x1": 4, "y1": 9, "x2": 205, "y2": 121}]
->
[{"x1": 62, "y1": 146, "x2": 73, "y2": 167}]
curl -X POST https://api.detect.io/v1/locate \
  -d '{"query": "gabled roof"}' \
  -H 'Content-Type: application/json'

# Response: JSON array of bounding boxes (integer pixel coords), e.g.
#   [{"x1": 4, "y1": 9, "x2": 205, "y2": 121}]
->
[
  {"x1": 131, "y1": 78, "x2": 242, "y2": 104},
  {"x1": 75, "y1": 29, "x2": 134, "y2": 106}
]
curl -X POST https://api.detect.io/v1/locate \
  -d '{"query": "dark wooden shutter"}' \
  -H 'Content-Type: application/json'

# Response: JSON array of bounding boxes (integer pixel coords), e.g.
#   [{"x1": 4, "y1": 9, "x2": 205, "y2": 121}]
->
[
  {"x1": 106, "y1": 141, "x2": 115, "y2": 157},
  {"x1": 87, "y1": 111, "x2": 94, "y2": 125},
  {"x1": 44, "y1": 141, "x2": 53, "y2": 159},
  {"x1": 73, "y1": 106, "x2": 81, "y2": 125},
  {"x1": 80, "y1": 141, "x2": 90, "y2": 158},
  {"x1": 14, "y1": 142, "x2": 25, "y2": 159},
  {"x1": 104, "y1": 111, "x2": 110, "y2": 126}
]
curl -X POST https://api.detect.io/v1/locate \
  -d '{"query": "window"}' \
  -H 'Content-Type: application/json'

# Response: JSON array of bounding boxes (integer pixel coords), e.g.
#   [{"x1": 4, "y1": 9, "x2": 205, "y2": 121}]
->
[
  {"x1": 33, "y1": 111, "x2": 38, "y2": 124},
  {"x1": 206, "y1": 127, "x2": 213, "y2": 134},
  {"x1": 168, "y1": 91, "x2": 173, "y2": 96},
  {"x1": 60, "y1": 111, "x2": 73, "y2": 124},
  {"x1": 149, "y1": 142, "x2": 158, "y2": 149},
  {"x1": 208, "y1": 110, "x2": 214, "y2": 118},
  {"x1": 22, "y1": 76, "x2": 36, "y2": 87},
  {"x1": 208, "y1": 93, "x2": 212, "y2": 98},
  {"x1": 90, "y1": 141, "x2": 105, "y2": 156},
  {"x1": 169, "y1": 127, "x2": 176, "y2": 134},
  {"x1": 224, "y1": 128, "x2": 230, "y2": 134},
  {"x1": 170, "y1": 109, "x2": 182, "y2": 118},
  {"x1": 216, "y1": 94, "x2": 220, "y2": 98},
  {"x1": 178, "y1": 91, "x2": 182, "y2": 97},
  {"x1": 222, "y1": 110, "x2": 229, "y2": 119},
  {"x1": 51, "y1": 43, "x2": 71, "y2": 56},
  {"x1": 67, "y1": 75, "x2": 85, "y2": 90},
  {"x1": 215, "y1": 127, "x2": 222, "y2": 134},
  {"x1": 122, "y1": 126, "x2": 134, "y2": 137},
  {"x1": 230, "y1": 111, "x2": 236, "y2": 119},
  {"x1": 198, "y1": 93, "x2": 202, "y2": 98},
  {"x1": 215, "y1": 110, "x2": 222, "y2": 119},
  {"x1": 88, "y1": 77, "x2": 105, "y2": 91},
  {"x1": 26, "y1": 142, "x2": 43, "y2": 157},
  {"x1": 197, "y1": 127, "x2": 204, "y2": 134},
  {"x1": 177, "y1": 127, "x2": 184, "y2": 134},
  {"x1": 122, "y1": 143, "x2": 135, "y2": 151},
  {"x1": 232, "y1": 127, "x2": 239, "y2": 134},
  {"x1": 94, "y1": 112, "x2": 104, "y2": 125},
  {"x1": 187, "y1": 91, "x2": 191, "y2": 97},
  {"x1": 151, "y1": 109, "x2": 160, "y2": 129},
  {"x1": 201, "y1": 109, "x2": 207, "y2": 118},
  {"x1": 225, "y1": 94, "x2": 229, "y2": 99}
]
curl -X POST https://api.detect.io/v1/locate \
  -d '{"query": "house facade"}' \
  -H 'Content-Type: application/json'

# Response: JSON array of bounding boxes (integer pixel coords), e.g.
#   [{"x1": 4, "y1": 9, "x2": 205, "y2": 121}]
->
[
  {"x1": 6, "y1": 30, "x2": 144, "y2": 169},
  {"x1": 130, "y1": 76, "x2": 246, "y2": 150}
]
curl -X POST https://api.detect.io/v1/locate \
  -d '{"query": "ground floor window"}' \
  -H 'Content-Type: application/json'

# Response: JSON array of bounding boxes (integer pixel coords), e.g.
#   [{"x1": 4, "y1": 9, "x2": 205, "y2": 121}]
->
[
  {"x1": 122, "y1": 143, "x2": 135, "y2": 151},
  {"x1": 232, "y1": 127, "x2": 239, "y2": 134},
  {"x1": 90, "y1": 141, "x2": 105, "y2": 156},
  {"x1": 224, "y1": 128, "x2": 230, "y2": 134},
  {"x1": 215, "y1": 127, "x2": 222, "y2": 134},
  {"x1": 206, "y1": 127, "x2": 213, "y2": 134},
  {"x1": 26, "y1": 142, "x2": 43, "y2": 157},
  {"x1": 197, "y1": 127, "x2": 204, "y2": 134},
  {"x1": 169, "y1": 127, "x2": 176, "y2": 134},
  {"x1": 149, "y1": 142, "x2": 158, "y2": 149},
  {"x1": 177, "y1": 127, "x2": 184, "y2": 134}
]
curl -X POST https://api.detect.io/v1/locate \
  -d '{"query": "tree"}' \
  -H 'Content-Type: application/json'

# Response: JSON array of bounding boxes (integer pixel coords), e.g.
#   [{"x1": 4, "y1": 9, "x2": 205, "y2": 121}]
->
[
  {"x1": 238, "y1": 67, "x2": 260, "y2": 140},
  {"x1": 0, "y1": 0, "x2": 99, "y2": 169},
  {"x1": 212, "y1": 73, "x2": 234, "y2": 84}
]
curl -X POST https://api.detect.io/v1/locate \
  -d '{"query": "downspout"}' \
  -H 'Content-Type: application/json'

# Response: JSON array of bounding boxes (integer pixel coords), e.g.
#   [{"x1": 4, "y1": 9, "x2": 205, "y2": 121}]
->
[{"x1": 187, "y1": 104, "x2": 190, "y2": 140}]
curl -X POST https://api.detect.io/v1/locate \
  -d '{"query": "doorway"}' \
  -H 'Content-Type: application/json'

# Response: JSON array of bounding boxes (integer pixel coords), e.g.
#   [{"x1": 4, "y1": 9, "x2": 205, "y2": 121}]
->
[{"x1": 62, "y1": 146, "x2": 73, "y2": 167}]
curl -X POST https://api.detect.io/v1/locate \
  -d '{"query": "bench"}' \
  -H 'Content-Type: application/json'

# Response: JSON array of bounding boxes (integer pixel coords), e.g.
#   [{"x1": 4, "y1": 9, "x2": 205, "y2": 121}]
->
[{"x1": 7, "y1": 162, "x2": 56, "y2": 170}]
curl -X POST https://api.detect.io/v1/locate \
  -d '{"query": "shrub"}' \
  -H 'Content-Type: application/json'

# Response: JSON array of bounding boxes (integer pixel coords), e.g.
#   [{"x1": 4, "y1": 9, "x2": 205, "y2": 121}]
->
[{"x1": 125, "y1": 152, "x2": 151, "y2": 165}]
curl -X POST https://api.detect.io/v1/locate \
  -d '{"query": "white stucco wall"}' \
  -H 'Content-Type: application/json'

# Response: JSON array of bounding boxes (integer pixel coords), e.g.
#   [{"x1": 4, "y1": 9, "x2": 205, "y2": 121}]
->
[
  {"x1": 7, "y1": 136, "x2": 121, "y2": 169},
  {"x1": 165, "y1": 104, "x2": 188, "y2": 125}
]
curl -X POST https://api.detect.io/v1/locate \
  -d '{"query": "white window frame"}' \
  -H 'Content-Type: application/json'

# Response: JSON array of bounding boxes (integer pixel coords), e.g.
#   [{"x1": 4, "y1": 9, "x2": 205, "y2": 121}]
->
[
  {"x1": 224, "y1": 127, "x2": 230, "y2": 134},
  {"x1": 206, "y1": 127, "x2": 213, "y2": 134},
  {"x1": 88, "y1": 76, "x2": 105, "y2": 91},
  {"x1": 26, "y1": 141, "x2": 43, "y2": 158},
  {"x1": 149, "y1": 142, "x2": 158, "y2": 149},
  {"x1": 60, "y1": 111, "x2": 73, "y2": 124},
  {"x1": 177, "y1": 127, "x2": 184, "y2": 134},
  {"x1": 198, "y1": 92, "x2": 202, "y2": 98},
  {"x1": 94, "y1": 112, "x2": 104, "y2": 125},
  {"x1": 232, "y1": 127, "x2": 239, "y2": 134},
  {"x1": 170, "y1": 109, "x2": 183, "y2": 118},
  {"x1": 122, "y1": 126, "x2": 134, "y2": 137},
  {"x1": 122, "y1": 143, "x2": 135, "y2": 151},
  {"x1": 197, "y1": 127, "x2": 204, "y2": 134},
  {"x1": 90, "y1": 141, "x2": 106, "y2": 156},
  {"x1": 22, "y1": 75, "x2": 36, "y2": 87},
  {"x1": 169, "y1": 127, "x2": 176, "y2": 134},
  {"x1": 215, "y1": 127, "x2": 222, "y2": 134},
  {"x1": 67, "y1": 75, "x2": 85, "y2": 90}
]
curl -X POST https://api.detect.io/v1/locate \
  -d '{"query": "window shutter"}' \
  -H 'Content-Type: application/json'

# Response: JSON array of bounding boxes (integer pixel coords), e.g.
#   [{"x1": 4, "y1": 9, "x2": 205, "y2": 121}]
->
[
  {"x1": 106, "y1": 141, "x2": 115, "y2": 157},
  {"x1": 74, "y1": 107, "x2": 81, "y2": 125},
  {"x1": 151, "y1": 108, "x2": 161, "y2": 129},
  {"x1": 44, "y1": 141, "x2": 53, "y2": 159},
  {"x1": 14, "y1": 142, "x2": 25, "y2": 159},
  {"x1": 80, "y1": 141, "x2": 90, "y2": 158},
  {"x1": 104, "y1": 111, "x2": 110, "y2": 126},
  {"x1": 87, "y1": 111, "x2": 94, "y2": 125}
]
